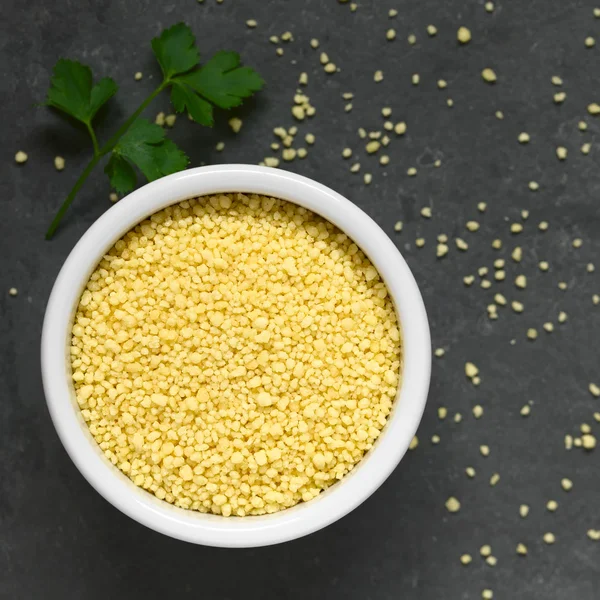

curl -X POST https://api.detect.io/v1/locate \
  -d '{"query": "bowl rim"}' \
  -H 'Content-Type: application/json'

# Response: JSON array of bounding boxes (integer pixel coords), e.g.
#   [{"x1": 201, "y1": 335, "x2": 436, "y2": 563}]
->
[{"x1": 41, "y1": 164, "x2": 430, "y2": 547}]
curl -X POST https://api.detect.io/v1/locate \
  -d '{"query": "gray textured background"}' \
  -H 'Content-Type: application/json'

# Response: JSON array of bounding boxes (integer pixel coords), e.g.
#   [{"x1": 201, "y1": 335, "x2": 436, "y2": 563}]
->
[{"x1": 2, "y1": 0, "x2": 600, "y2": 598}]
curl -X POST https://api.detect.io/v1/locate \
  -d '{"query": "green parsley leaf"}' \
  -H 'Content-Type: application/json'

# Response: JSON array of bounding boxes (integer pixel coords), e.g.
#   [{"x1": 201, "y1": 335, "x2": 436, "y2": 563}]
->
[
  {"x1": 104, "y1": 155, "x2": 137, "y2": 194},
  {"x1": 110, "y1": 118, "x2": 189, "y2": 183},
  {"x1": 170, "y1": 81, "x2": 214, "y2": 126},
  {"x1": 178, "y1": 51, "x2": 264, "y2": 109},
  {"x1": 151, "y1": 23, "x2": 200, "y2": 79},
  {"x1": 45, "y1": 59, "x2": 118, "y2": 124}
]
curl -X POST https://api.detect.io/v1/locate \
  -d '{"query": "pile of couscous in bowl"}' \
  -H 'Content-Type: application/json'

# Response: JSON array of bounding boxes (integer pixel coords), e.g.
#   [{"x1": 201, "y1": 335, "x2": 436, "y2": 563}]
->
[{"x1": 70, "y1": 192, "x2": 402, "y2": 517}]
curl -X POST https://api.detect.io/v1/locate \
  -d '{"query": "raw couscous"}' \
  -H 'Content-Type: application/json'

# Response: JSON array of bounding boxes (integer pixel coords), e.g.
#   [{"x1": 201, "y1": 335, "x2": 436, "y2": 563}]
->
[{"x1": 70, "y1": 193, "x2": 402, "y2": 516}]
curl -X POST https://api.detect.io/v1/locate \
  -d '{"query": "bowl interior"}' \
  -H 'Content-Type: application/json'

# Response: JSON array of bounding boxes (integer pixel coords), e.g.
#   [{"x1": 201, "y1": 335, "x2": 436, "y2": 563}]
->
[{"x1": 43, "y1": 165, "x2": 430, "y2": 547}]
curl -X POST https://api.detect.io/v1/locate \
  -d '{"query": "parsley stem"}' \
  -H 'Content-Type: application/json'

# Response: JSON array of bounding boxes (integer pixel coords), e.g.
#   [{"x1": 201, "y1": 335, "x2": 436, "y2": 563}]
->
[
  {"x1": 45, "y1": 155, "x2": 101, "y2": 239},
  {"x1": 86, "y1": 122, "x2": 100, "y2": 157},
  {"x1": 45, "y1": 81, "x2": 168, "y2": 239},
  {"x1": 100, "y1": 82, "x2": 167, "y2": 155}
]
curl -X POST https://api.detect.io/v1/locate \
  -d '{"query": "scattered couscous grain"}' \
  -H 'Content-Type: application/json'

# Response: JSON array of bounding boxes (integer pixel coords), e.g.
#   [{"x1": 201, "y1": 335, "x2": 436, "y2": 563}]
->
[
  {"x1": 512, "y1": 301, "x2": 524, "y2": 313},
  {"x1": 54, "y1": 156, "x2": 65, "y2": 171},
  {"x1": 8, "y1": 287, "x2": 18, "y2": 296},
  {"x1": 228, "y1": 117, "x2": 243, "y2": 133},
  {"x1": 543, "y1": 532, "x2": 556, "y2": 545},
  {"x1": 460, "y1": 554, "x2": 472, "y2": 565},
  {"x1": 588, "y1": 103, "x2": 600, "y2": 115},
  {"x1": 445, "y1": 496, "x2": 461, "y2": 513},
  {"x1": 585, "y1": 36, "x2": 596, "y2": 48},
  {"x1": 15, "y1": 151, "x2": 28, "y2": 164},
  {"x1": 465, "y1": 362, "x2": 479, "y2": 378},
  {"x1": 561, "y1": 478, "x2": 573, "y2": 491},
  {"x1": 554, "y1": 92, "x2": 566, "y2": 104},
  {"x1": 366, "y1": 141, "x2": 381, "y2": 154},
  {"x1": 394, "y1": 122, "x2": 407, "y2": 135},
  {"x1": 457, "y1": 27, "x2": 471, "y2": 43},
  {"x1": 547, "y1": 500, "x2": 558, "y2": 512},
  {"x1": 437, "y1": 243, "x2": 449, "y2": 258},
  {"x1": 582, "y1": 434, "x2": 596, "y2": 450},
  {"x1": 134, "y1": 71, "x2": 143, "y2": 80},
  {"x1": 520, "y1": 504, "x2": 529, "y2": 518},
  {"x1": 264, "y1": 157, "x2": 279, "y2": 168},
  {"x1": 518, "y1": 132, "x2": 530, "y2": 144},
  {"x1": 71, "y1": 193, "x2": 402, "y2": 516},
  {"x1": 481, "y1": 68, "x2": 497, "y2": 83},
  {"x1": 556, "y1": 146, "x2": 567, "y2": 160}
]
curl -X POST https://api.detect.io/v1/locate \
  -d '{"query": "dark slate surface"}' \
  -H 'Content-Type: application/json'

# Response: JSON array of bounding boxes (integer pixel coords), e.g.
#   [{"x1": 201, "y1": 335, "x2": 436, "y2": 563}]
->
[{"x1": 1, "y1": 0, "x2": 599, "y2": 598}]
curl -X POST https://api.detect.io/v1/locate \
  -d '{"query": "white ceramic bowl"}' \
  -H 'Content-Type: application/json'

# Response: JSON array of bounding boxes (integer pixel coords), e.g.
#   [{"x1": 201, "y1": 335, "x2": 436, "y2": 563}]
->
[{"x1": 42, "y1": 164, "x2": 430, "y2": 547}]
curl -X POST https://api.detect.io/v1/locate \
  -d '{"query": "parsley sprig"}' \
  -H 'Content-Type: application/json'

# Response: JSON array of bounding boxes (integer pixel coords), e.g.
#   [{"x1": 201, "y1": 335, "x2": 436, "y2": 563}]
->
[{"x1": 43, "y1": 23, "x2": 263, "y2": 238}]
